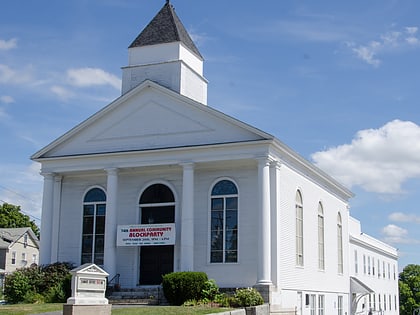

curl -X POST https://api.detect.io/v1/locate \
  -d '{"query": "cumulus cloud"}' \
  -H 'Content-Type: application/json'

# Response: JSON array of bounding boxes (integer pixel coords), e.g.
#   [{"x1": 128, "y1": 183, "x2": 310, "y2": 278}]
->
[
  {"x1": 382, "y1": 224, "x2": 420, "y2": 245},
  {"x1": 0, "y1": 38, "x2": 17, "y2": 51},
  {"x1": 348, "y1": 26, "x2": 420, "y2": 67},
  {"x1": 67, "y1": 67, "x2": 121, "y2": 90},
  {"x1": 311, "y1": 120, "x2": 420, "y2": 194},
  {"x1": 389, "y1": 212, "x2": 420, "y2": 224}
]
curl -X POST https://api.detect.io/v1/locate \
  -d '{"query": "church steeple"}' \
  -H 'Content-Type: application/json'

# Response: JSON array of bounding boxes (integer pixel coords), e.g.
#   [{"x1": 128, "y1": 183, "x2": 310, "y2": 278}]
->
[
  {"x1": 129, "y1": 0, "x2": 202, "y2": 59},
  {"x1": 122, "y1": 1, "x2": 208, "y2": 104}
]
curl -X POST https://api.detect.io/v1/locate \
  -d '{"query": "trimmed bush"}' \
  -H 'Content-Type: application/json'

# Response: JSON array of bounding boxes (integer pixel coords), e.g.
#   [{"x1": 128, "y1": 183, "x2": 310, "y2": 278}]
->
[
  {"x1": 162, "y1": 271, "x2": 208, "y2": 305},
  {"x1": 3, "y1": 271, "x2": 31, "y2": 303}
]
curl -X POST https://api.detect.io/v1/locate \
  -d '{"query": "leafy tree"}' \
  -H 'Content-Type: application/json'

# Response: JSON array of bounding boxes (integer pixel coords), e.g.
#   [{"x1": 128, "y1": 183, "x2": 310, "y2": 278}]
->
[
  {"x1": 0, "y1": 203, "x2": 40, "y2": 237},
  {"x1": 399, "y1": 264, "x2": 420, "y2": 315}
]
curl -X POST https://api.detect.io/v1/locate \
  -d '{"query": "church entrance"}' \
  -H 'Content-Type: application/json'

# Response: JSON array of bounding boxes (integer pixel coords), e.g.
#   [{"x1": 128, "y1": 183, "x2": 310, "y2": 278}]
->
[{"x1": 139, "y1": 184, "x2": 175, "y2": 285}]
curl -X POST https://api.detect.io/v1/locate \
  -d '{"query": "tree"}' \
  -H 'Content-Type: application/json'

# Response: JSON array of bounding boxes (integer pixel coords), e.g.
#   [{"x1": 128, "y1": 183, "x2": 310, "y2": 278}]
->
[
  {"x1": 399, "y1": 264, "x2": 420, "y2": 315},
  {"x1": 0, "y1": 203, "x2": 40, "y2": 237}
]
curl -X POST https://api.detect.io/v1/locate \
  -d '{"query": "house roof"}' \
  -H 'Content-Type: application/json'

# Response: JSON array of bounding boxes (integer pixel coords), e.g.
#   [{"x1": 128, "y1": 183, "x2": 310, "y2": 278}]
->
[
  {"x1": 0, "y1": 227, "x2": 39, "y2": 249},
  {"x1": 129, "y1": 1, "x2": 203, "y2": 59}
]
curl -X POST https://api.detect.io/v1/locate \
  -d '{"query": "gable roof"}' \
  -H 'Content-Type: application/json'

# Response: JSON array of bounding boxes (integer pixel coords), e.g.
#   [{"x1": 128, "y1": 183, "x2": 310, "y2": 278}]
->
[
  {"x1": 129, "y1": 1, "x2": 202, "y2": 59},
  {"x1": 0, "y1": 227, "x2": 39, "y2": 249},
  {"x1": 31, "y1": 80, "x2": 273, "y2": 159}
]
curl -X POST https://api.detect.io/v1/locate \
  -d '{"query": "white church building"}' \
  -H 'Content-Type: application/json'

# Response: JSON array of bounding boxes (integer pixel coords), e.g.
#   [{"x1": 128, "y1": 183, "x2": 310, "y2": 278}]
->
[{"x1": 32, "y1": 2, "x2": 399, "y2": 314}]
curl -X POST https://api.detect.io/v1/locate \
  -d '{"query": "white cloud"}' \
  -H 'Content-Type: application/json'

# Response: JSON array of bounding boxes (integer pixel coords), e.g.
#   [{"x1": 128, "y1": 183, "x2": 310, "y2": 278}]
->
[
  {"x1": 389, "y1": 212, "x2": 420, "y2": 224},
  {"x1": 0, "y1": 64, "x2": 33, "y2": 84},
  {"x1": 349, "y1": 26, "x2": 420, "y2": 66},
  {"x1": 0, "y1": 95, "x2": 15, "y2": 104},
  {"x1": 67, "y1": 67, "x2": 121, "y2": 90},
  {"x1": 382, "y1": 224, "x2": 419, "y2": 245},
  {"x1": 50, "y1": 85, "x2": 74, "y2": 101},
  {"x1": 350, "y1": 41, "x2": 381, "y2": 67},
  {"x1": 0, "y1": 38, "x2": 17, "y2": 51},
  {"x1": 311, "y1": 120, "x2": 420, "y2": 194}
]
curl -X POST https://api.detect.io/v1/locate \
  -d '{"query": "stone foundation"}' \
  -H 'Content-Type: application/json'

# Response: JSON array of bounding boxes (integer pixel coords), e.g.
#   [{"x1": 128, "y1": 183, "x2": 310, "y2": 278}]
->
[{"x1": 63, "y1": 304, "x2": 112, "y2": 315}]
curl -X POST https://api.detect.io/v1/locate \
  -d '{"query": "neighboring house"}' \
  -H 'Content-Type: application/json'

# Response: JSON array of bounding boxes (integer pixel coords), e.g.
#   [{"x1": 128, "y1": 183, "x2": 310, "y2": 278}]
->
[
  {"x1": 0, "y1": 227, "x2": 40, "y2": 288},
  {"x1": 31, "y1": 2, "x2": 398, "y2": 314}
]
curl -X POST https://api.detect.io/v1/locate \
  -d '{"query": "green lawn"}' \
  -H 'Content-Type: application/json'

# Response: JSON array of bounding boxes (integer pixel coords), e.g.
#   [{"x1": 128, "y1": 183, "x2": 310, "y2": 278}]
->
[{"x1": 0, "y1": 304, "x2": 233, "y2": 315}]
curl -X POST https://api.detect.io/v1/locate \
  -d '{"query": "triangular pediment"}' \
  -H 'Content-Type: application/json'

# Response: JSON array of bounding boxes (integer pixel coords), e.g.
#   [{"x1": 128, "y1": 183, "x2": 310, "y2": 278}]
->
[
  {"x1": 71, "y1": 263, "x2": 109, "y2": 276},
  {"x1": 32, "y1": 81, "x2": 272, "y2": 159}
]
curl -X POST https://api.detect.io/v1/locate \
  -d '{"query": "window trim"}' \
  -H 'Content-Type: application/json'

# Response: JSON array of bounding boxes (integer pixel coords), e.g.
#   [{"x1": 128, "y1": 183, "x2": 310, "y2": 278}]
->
[
  {"x1": 337, "y1": 212, "x2": 343, "y2": 274},
  {"x1": 318, "y1": 202, "x2": 325, "y2": 270},
  {"x1": 295, "y1": 190, "x2": 304, "y2": 267},
  {"x1": 80, "y1": 186, "x2": 107, "y2": 267},
  {"x1": 208, "y1": 177, "x2": 239, "y2": 264}
]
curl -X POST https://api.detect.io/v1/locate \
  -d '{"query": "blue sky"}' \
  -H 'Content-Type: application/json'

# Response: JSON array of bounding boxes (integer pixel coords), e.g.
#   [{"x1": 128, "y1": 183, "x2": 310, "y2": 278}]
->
[{"x1": 1, "y1": 0, "x2": 420, "y2": 270}]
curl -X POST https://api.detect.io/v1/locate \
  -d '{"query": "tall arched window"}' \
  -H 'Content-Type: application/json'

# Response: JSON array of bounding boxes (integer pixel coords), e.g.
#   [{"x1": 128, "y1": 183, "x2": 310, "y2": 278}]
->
[
  {"x1": 337, "y1": 212, "x2": 343, "y2": 274},
  {"x1": 295, "y1": 190, "x2": 304, "y2": 266},
  {"x1": 210, "y1": 179, "x2": 238, "y2": 263},
  {"x1": 318, "y1": 202, "x2": 325, "y2": 270},
  {"x1": 81, "y1": 188, "x2": 106, "y2": 266}
]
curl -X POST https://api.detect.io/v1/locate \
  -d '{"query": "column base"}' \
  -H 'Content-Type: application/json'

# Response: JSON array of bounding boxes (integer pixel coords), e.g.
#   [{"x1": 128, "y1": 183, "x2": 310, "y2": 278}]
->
[{"x1": 253, "y1": 283, "x2": 273, "y2": 304}]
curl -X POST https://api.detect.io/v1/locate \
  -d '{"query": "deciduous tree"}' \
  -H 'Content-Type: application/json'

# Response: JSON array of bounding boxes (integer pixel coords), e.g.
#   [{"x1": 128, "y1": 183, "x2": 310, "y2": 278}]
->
[
  {"x1": 0, "y1": 203, "x2": 40, "y2": 237},
  {"x1": 399, "y1": 264, "x2": 420, "y2": 315}
]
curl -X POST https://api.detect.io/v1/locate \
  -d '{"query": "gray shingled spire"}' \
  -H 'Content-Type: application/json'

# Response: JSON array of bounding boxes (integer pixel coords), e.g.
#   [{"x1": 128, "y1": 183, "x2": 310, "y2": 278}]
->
[{"x1": 129, "y1": 1, "x2": 202, "y2": 59}]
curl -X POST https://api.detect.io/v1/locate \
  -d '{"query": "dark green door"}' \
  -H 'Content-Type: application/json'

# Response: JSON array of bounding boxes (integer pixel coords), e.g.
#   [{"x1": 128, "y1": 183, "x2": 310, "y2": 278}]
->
[{"x1": 139, "y1": 245, "x2": 174, "y2": 285}]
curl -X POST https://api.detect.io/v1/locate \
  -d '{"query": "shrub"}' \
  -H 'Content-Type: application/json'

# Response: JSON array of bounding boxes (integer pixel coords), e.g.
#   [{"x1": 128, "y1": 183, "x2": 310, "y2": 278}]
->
[
  {"x1": 4, "y1": 271, "x2": 31, "y2": 303},
  {"x1": 162, "y1": 271, "x2": 208, "y2": 305},
  {"x1": 3, "y1": 261, "x2": 74, "y2": 304},
  {"x1": 201, "y1": 279, "x2": 220, "y2": 301},
  {"x1": 233, "y1": 288, "x2": 264, "y2": 307}
]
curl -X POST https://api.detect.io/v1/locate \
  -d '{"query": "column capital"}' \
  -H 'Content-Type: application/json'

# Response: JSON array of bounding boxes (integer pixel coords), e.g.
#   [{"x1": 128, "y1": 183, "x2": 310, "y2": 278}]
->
[
  {"x1": 180, "y1": 162, "x2": 195, "y2": 169},
  {"x1": 40, "y1": 172, "x2": 55, "y2": 179},
  {"x1": 270, "y1": 159, "x2": 282, "y2": 170},
  {"x1": 105, "y1": 167, "x2": 119, "y2": 176},
  {"x1": 256, "y1": 155, "x2": 275, "y2": 166}
]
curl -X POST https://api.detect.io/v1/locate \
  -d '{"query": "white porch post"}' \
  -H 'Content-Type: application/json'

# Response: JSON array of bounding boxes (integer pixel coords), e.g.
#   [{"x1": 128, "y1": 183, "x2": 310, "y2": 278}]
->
[
  {"x1": 180, "y1": 163, "x2": 194, "y2": 271},
  {"x1": 40, "y1": 172, "x2": 54, "y2": 265},
  {"x1": 270, "y1": 160, "x2": 281, "y2": 287},
  {"x1": 50, "y1": 175, "x2": 62, "y2": 262},
  {"x1": 104, "y1": 168, "x2": 118, "y2": 277},
  {"x1": 257, "y1": 157, "x2": 272, "y2": 285}
]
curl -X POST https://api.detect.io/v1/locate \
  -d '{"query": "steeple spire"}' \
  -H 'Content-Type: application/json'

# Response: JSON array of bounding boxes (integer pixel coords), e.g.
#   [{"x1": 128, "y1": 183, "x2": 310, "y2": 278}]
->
[{"x1": 129, "y1": 1, "x2": 202, "y2": 59}]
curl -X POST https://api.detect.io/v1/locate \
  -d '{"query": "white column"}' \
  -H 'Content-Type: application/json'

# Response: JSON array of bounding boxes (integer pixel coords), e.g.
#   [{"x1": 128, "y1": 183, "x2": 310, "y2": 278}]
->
[
  {"x1": 40, "y1": 172, "x2": 55, "y2": 265},
  {"x1": 50, "y1": 175, "x2": 62, "y2": 262},
  {"x1": 257, "y1": 157, "x2": 272, "y2": 285},
  {"x1": 104, "y1": 168, "x2": 118, "y2": 277},
  {"x1": 180, "y1": 163, "x2": 194, "y2": 271},
  {"x1": 270, "y1": 160, "x2": 281, "y2": 287}
]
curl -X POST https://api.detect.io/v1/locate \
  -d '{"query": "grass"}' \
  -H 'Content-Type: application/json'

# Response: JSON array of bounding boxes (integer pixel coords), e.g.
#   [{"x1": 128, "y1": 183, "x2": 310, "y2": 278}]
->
[{"x1": 0, "y1": 304, "x2": 233, "y2": 315}]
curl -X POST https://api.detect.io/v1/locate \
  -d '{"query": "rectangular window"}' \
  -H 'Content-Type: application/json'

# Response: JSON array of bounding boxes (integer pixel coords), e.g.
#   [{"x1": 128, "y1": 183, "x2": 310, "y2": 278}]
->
[
  {"x1": 21, "y1": 253, "x2": 26, "y2": 261},
  {"x1": 318, "y1": 214, "x2": 325, "y2": 270},
  {"x1": 378, "y1": 260, "x2": 381, "y2": 278},
  {"x1": 354, "y1": 250, "x2": 358, "y2": 274},
  {"x1": 383, "y1": 261, "x2": 386, "y2": 278},
  {"x1": 11, "y1": 251, "x2": 16, "y2": 265},
  {"x1": 296, "y1": 203, "x2": 304, "y2": 266},
  {"x1": 32, "y1": 254, "x2": 37, "y2": 264},
  {"x1": 338, "y1": 296, "x2": 343, "y2": 315},
  {"x1": 309, "y1": 294, "x2": 316, "y2": 315},
  {"x1": 368, "y1": 256, "x2": 371, "y2": 275},
  {"x1": 388, "y1": 263, "x2": 391, "y2": 279},
  {"x1": 363, "y1": 255, "x2": 366, "y2": 274},
  {"x1": 318, "y1": 295, "x2": 325, "y2": 315},
  {"x1": 372, "y1": 257, "x2": 375, "y2": 275},
  {"x1": 210, "y1": 190, "x2": 238, "y2": 263}
]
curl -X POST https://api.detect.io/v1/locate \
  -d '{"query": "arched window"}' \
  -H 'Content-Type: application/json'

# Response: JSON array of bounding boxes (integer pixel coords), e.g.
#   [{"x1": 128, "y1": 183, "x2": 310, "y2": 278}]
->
[
  {"x1": 337, "y1": 212, "x2": 343, "y2": 274},
  {"x1": 295, "y1": 190, "x2": 304, "y2": 266},
  {"x1": 210, "y1": 179, "x2": 238, "y2": 263},
  {"x1": 318, "y1": 202, "x2": 325, "y2": 270},
  {"x1": 140, "y1": 183, "x2": 175, "y2": 224},
  {"x1": 81, "y1": 187, "x2": 106, "y2": 266}
]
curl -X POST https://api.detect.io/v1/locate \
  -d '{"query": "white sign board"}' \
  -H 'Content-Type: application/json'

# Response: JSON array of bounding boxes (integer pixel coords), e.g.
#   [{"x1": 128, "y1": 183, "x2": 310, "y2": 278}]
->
[{"x1": 117, "y1": 223, "x2": 176, "y2": 246}]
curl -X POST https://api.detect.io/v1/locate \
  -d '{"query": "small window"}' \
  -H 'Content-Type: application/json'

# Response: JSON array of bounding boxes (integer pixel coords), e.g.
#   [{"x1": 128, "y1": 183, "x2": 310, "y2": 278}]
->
[
  {"x1": 24, "y1": 234, "x2": 28, "y2": 248},
  {"x1": 11, "y1": 251, "x2": 16, "y2": 265}
]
